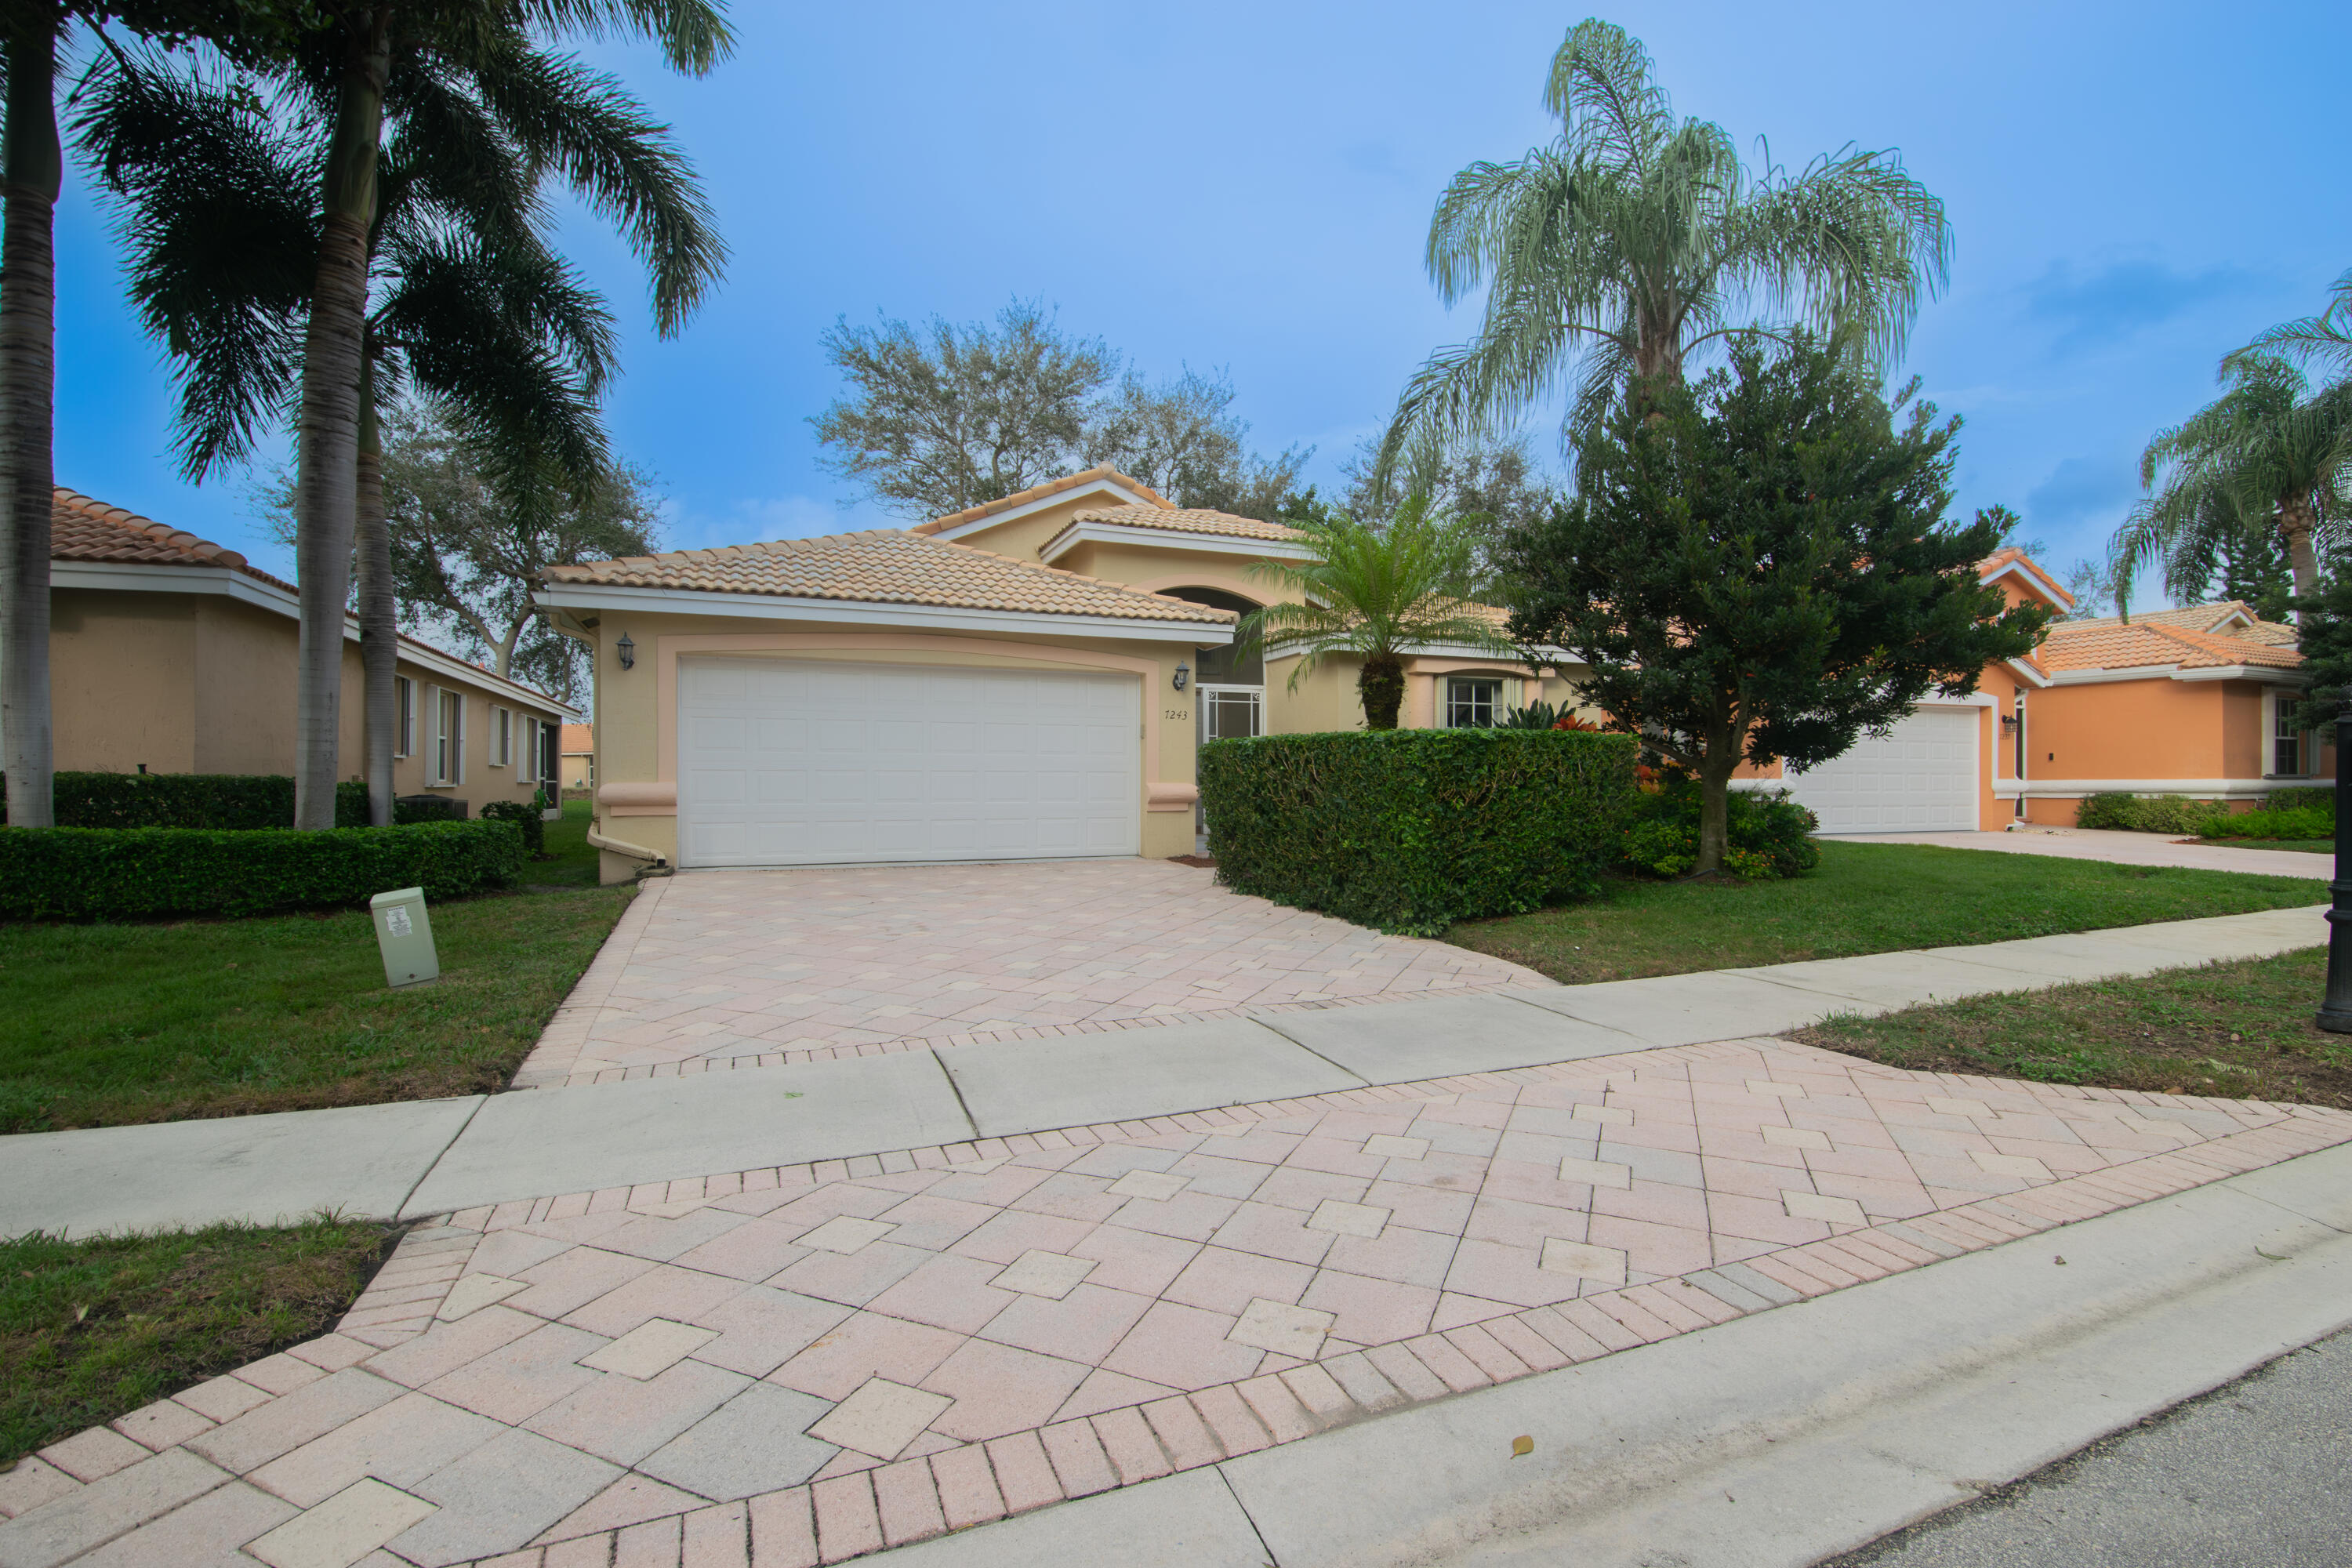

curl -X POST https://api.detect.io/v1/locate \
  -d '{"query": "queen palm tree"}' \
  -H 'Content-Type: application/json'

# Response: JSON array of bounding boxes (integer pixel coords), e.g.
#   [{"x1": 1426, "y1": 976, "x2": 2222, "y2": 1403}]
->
[
  {"x1": 1234, "y1": 497, "x2": 1517, "y2": 730},
  {"x1": 2230, "y1": 268, "x2": 2352, "y2": 383},
  {"x1": 271, "y1": 1, "x2": 727, "y2": 827},
  {"x1": 2108, "y1": 355, "x2": 2352, "y2": 614},
  {"x1": 82, "y1": 11, "x2": 719, "y2": 824},
  {"x1": 1377, "y1": 18, "x2": 1949, "y2": 485}
]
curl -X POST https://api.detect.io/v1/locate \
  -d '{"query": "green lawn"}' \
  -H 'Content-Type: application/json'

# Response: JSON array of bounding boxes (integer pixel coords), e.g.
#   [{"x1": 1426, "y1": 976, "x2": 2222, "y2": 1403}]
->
[
  {"x1": 1446, "y1": 840, "x2": 2322, "y2": 985},
  {"x1": 0, "y1": 884, "x2": 632, "y2": 1132},
  {"x1": 1, "y1": 1218, "x2": 393, "y2": 1468},
  {"x1": 524, "y1": 799, "x2": 601, "y2": 887},
  {"x1": 2198, "y1": 837, "x2": 2333, "y2": 855},
  {"x1": 1796, "y1": 948, "x2": 2352, "y2": 1110}
]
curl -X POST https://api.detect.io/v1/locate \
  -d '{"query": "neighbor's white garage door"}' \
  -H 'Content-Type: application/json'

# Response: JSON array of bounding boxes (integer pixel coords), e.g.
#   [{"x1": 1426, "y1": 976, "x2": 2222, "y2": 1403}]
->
[
  {"x1": 677, "y1": 658, "x2": 1141, "y2": 867},
  {"x1": 1783, "y1": 706, "x2": 1980, "y2": 833}
]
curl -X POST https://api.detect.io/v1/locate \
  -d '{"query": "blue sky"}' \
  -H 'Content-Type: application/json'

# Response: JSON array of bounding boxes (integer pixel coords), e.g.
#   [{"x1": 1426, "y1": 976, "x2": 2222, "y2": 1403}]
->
[{"x1": 49, "y1": 0, "x2": 2352, "y2": 606}]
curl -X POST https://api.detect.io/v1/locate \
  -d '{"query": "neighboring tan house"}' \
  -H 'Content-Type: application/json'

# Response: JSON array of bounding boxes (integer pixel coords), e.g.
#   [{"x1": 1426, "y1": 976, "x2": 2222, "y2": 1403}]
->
[
  {"x1": 36, "y1": 488, "x2": 577, "y2": 810},
  {"x1": 560, "y1": 724, "x2": 595, "y2": 793},
  {"x1": 538, "y1": 466, "x2": 1581, "y2": 881},
  {"x1": 2004, "y1": 600, "x2": 2326, "y2": 825}
]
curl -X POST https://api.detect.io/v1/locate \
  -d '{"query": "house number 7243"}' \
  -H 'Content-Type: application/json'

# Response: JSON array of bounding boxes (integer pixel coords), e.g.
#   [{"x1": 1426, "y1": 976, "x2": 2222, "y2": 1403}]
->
[{"x1": 1165, "y1": 710, "x2": 1189, "y2": 720}]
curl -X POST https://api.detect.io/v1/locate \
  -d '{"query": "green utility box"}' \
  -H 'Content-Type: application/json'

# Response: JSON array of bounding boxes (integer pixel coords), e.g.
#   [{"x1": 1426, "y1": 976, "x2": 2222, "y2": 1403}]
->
[{"x1": 371, "y1": 886, "x2": 440, "y2": 988}]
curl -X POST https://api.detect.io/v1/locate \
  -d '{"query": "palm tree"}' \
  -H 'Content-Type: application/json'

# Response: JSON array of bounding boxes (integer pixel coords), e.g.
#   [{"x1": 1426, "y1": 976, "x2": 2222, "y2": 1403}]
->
[
  {"x1": 0, "y1": 2, "x2": 298, "y2": 829},
  {"x1": 2109, "y1": 355, "x2": 2352, "y2": 613},
  {"x1": 1377, "y1": 18, "x2": 1949, "y2": 485},
  {"x1": 1235, "y1": 498, "x2": 1517, "y2": 729},
  {"x1": 82, "y1": 9, "x2": 722, "y2": 825},
  {"x1": 273, "y1": 1, "x2": 728, "y2": 828},
  {"x1": 2230, "y1": 267, "x2": 2352, "y2": 383}
]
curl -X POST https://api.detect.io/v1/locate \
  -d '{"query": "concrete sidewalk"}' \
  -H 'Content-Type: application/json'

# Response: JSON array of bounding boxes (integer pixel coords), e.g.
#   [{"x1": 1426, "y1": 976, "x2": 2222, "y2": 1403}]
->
[
  {"x1": 0, "y1": 904, "x2": 2325, "y2": 1239},
  {"x1": 1825, "y1": 827, "x2": 2332, "y2": 879}
]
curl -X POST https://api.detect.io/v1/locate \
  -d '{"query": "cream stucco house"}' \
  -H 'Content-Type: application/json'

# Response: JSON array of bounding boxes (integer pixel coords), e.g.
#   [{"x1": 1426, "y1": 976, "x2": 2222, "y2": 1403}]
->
[
  {"x1": 33, "y1": 488, "x2": 577, "y2": 810},
  {"x1": 537, "y1": 467, "x2": 1584, "y2": 883}
]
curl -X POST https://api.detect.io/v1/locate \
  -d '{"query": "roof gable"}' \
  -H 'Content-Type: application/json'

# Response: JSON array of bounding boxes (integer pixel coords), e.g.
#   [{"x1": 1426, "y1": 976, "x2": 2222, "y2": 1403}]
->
[{"x1": 910, "y1": 466, "x2": 1172, "y2": 539}]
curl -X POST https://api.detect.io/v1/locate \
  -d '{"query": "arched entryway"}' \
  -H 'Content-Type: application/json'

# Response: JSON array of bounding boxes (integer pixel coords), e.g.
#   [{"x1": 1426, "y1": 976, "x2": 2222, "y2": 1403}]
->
[{"x1": 1160, "y1": 586, "x2": 1265, "y2": 745}]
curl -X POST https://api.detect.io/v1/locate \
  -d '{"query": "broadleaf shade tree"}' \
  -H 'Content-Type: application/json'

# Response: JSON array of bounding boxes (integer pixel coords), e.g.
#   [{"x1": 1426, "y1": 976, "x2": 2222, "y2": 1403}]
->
[
  {"x1": 1499, "y1": 336, "x2": 2047, "y2": 876},
  {"x1": 813, "y1": 299, "x2": 1310, "y2": 521},
  {"x1": 1378, "y1": 17, "x2": 1949, "y2": 487},
  {"x1": 2107, "y1": 354, "x2": 2352, "y2": 612},
  {"x1": 1234, "y1": 498, "x2": 1517, "y2": 731}
]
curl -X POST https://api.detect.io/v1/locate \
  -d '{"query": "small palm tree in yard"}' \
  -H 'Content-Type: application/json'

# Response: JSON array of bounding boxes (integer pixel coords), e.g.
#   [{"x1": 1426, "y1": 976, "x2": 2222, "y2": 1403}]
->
[
  {"x1": 1377, "y1": 17, "x2": 1949, "y2": 484},
  {"x1": 1236, "y1": 498, "x2": 1518, "y2": 730}
]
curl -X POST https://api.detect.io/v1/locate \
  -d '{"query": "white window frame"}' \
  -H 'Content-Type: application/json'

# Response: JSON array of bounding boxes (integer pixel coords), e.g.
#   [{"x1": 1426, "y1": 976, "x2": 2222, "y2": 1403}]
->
[
  {"x1": 433, "y1": 688, "x2": 466, "y2": 786},
  {"x1": 2273, "y1": 689, "x2": 2307, "y2": 777},
  {"x1": 492, "y1": 706, "x2": 513, "y2": 768},
  {"x1": 517, "y1": 716, "x2": 537, "y2": 783},
  {"x1": 1196, "y1": 684, "x2": 1264, "y2": 743},
  {"x1": 395, "y1": 677, "x2": 415, "y2": 758},
  {"x1": 1446, "y1": 676, "x2": 1504, "y2": 728}
]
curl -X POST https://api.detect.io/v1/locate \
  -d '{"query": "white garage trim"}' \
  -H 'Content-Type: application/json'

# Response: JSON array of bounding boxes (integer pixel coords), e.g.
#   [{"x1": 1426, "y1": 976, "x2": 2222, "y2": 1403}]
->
[
  {"x1": 1769, "y1": 706, "x2": 1984, "y2": 834},
  {"x1": 677, "y1": 656, "x2": 1143, "y2": 868}
]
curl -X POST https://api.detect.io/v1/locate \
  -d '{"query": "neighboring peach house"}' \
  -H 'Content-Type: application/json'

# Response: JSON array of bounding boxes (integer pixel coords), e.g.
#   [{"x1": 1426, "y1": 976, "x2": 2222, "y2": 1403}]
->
[
  {"x1": 34, "y1": 488, "x2": 577, "y2": 811},
  {"x1": 536, "y1": 466, "x2": 1582, "y2": 882},
  {"x1": 2005, "y1": 599, "x2": 2328, "y2": 826}
]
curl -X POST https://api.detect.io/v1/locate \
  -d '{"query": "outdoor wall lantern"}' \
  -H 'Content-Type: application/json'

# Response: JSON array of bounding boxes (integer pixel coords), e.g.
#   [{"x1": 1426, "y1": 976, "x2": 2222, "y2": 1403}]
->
[
  {"x1": 616, "y1": 632, "x2": 636, "y2": 671},
  {"x1": 1999, "y1": 714, "x2": 2020, "y2": 738},
  {"x1": 1172, "y1": 662, "x2": 1189, "y2": 691}
]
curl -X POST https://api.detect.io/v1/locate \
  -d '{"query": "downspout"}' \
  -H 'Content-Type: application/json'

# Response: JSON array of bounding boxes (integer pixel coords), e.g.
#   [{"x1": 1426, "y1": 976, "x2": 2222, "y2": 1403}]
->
[{"x1": 587, "y1": 820, "x2": 667, "y2": 868}]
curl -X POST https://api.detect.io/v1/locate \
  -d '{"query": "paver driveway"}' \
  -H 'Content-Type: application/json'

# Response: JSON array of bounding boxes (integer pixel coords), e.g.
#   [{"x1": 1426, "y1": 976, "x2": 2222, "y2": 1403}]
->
[
  {"x1": 517, "y1": 859, "x2": 1548, "y2": 1088},
  {"x1": 8, "y1": 1040, "x2": 2346, "y2": 1568}
]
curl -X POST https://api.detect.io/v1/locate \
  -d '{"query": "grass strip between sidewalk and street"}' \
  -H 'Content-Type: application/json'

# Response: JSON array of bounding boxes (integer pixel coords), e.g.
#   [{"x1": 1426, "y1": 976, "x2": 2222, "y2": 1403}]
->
[
  {"x1": 1446, "y1": 840, "x2": 2321, "y2": 985},
  {"x1": 0, "y1": 1217, "x2": 397, "y2": 1470},
  {"x1": 1795, "y1": 947, "x2": 2352, "y2": 1109},
  {"x1": 0, "y1": 884, "x2": 633, "y2": 1133}
]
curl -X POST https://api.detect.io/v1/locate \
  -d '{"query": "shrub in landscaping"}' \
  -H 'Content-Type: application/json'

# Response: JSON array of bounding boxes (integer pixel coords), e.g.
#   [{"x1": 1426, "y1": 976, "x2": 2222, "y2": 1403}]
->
[
  {"x1": 1618, "y1": 777, "x2": 1821, "y2": 880},
  {"x1": 0, "y1": 820, "x2": 524, "y2": 920},
  {"x1": 2199, "y1": 807, "x2": 2332, "y2": 841},
  {"x1": 1196, "y1": 728, "x2": 1638, "y2": 935},
  {"x1": 0, "y1": 773, "x2": 474, "y2": 830},
  {"x1": 2267, "y1": 787, "x2": 2336, "y2": 815},
  {"x1": 480, "y1": 798, "x2": 546, "y2": 856},
  {"x1": 2074, "y1": 793, "x2": 2229, "y2": 834}
]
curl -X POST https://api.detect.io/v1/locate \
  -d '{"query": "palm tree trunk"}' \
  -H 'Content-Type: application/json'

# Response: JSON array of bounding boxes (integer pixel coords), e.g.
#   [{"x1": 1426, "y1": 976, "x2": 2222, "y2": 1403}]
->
[
  {"x1": 2279, "y1": 491, "x2": 2320, "y2": 614},
  {"x1": 291, "y1": 13, "x2": 391, "y2": 829},
  {"x1": 0, "y1": 15, "x2": 59, "y2": 829},
  {"x1": 1359, "y1": 651, "x2": 1406, "y2": 729},
  {"x1": 355, "y1": 349, "x2": 396, "y2": 826}
]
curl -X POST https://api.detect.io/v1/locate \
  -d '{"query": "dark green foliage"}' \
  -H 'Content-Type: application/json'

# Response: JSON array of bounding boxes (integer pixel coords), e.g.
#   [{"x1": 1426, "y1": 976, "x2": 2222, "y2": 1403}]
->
[
  {"x1": 1499, "y1": 336, "x2": 2049, "y2": 874},
  {"x1": 2074, "y1": 793, "x2": 2228, "y2": 834},
  {"x1": 2, "y1": 771, "x2": 299, "y2": 829},
  {"x1": 1499, "y1": 700, "x2": 1563, "y2": 730},
  {"x1": 1620, "y1": 779, "x2": 1820, "y2": 880},
  {"x1": 0, "y1": 821, "x2": 524, "y2": 920},
  {"x1": 1196, "y1": 729, "x2": 1639, "y2": 936},
  {"x1": 479, "y1": 798, "x2": 546, "y2": 856},
  {"x1": 394, "y1": 794, "x2": 466, "y2": 822},
  {"x1": 2200, "y1": 807, "x2": 2332, "y2": 841},
  {"x1": 2267, "y1": 787, "x2": 2336, "y2": 815},
  {"x1": 2292, "y1": 573, "x2": 2352, "y2": 730}
]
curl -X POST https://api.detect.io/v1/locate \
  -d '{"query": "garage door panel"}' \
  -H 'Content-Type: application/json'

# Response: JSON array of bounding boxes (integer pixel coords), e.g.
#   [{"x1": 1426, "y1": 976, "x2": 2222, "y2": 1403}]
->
[
  {"x1": 1784, "y1": 707, "x2": 1978, "y2": 834},
  {"x1": 679, "y1": 658, "x2": 1141, "y2": 867}
]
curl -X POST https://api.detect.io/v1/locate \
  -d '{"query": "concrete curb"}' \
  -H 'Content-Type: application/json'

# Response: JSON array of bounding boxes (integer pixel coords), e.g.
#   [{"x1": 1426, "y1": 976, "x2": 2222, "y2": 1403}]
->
[{"x1": 864, "y1": 1140, "x2": 2352, "y2": 1566}]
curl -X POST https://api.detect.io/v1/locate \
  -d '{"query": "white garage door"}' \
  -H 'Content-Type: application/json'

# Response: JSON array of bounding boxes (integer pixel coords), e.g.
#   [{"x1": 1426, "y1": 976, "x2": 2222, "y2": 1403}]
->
[
  {"x1": 1782, "y1": 706, "x2": 1980, "y2": 833},
  {"x1": 677, "y1": 658, "x2": 1141, "y2": 867}
]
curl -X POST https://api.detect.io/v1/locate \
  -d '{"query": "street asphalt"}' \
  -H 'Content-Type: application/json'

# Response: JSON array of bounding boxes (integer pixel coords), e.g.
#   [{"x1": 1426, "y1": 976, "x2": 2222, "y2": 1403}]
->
[{"x1": 1826, "y1": 1326, "x2": 2352, "y2": 1567}]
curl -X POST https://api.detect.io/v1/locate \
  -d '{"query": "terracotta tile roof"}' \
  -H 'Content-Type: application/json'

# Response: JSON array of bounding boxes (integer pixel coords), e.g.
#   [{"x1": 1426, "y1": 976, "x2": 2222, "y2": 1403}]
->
[
  {"x1": 543, "y1": 528, "x2": 1238, "y2": 626},
  {"x1": 1058, "y1": 503, "x2": 1305, "y2": 546},
  {"x1": 911, "y1": 466, "x2": 1173, "y2": 535},
  {"x1": 2039, "y1": 615, "x2": 2304, "y2": 674},
  {"x1": 1976, "y1": 546, "x2": 2073, "y2": 608},
  {"x1": 2061, "y1": 600, "x2": 2296, "y2": 644},
  {"x1": 50, "y1": 488, "x2": 297, "y2": 593},
  {"x1": 560, "y1": 724, "x2": 592, "y2": 753}
]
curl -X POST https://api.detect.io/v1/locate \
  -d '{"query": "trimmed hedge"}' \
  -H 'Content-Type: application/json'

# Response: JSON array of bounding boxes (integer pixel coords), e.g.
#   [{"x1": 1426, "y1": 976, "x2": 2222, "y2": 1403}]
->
[
  {"x1": 0, "y1": 820, "x2": 525, "y2": 920},
  {"x1": 2074, "y1": 792, "x2": 2228, "y2": 834},
  {"x1": 480, "y1": 798, "x2": 545, "y2": 856},
  {"x1": 2199, "y1": 807, "x2": 2332, "y2": 842},
  {"x1": 2, "y1": 773, "x2": 463, "y2": 829},
  {"x1": 2267, "y1": 786, "x2": 2336, "y2": 815},
  {"x1": 1197, "y1": 729, "x2": 1639, "y2": 935}
]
